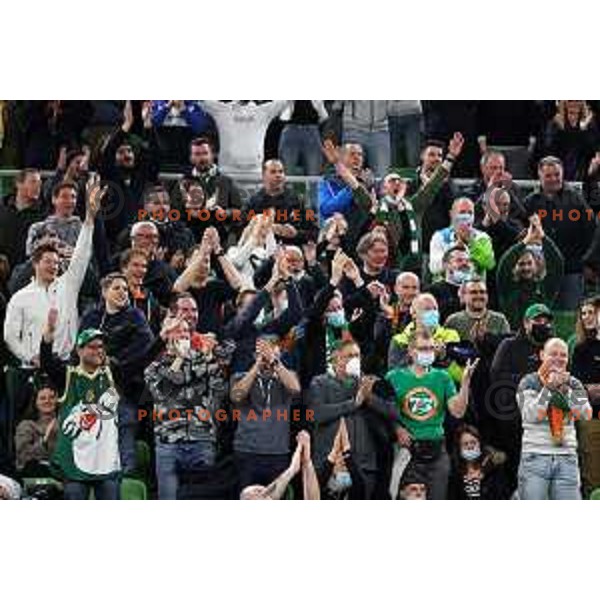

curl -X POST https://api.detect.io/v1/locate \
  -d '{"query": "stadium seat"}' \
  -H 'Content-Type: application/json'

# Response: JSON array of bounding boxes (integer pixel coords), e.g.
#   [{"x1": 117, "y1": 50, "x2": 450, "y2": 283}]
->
[
  {"x1": 121, "y1": 478, "x2": 148, "y2": 500},
  {"x1": 589, "y1": 488, "x2": 600, "y2": 500}
]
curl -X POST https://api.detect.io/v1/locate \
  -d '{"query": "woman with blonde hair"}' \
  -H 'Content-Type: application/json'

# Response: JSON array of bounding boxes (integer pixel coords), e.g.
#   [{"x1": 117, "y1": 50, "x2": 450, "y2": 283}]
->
[{"x1": 226, "y1": 212, "x2": 277, "y2": 287}]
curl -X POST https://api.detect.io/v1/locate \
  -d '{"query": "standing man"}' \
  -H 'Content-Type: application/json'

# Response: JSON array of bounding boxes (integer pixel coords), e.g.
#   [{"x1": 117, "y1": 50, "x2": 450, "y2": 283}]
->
[
  {"x1": 40, "y1": 313, "x2": 120, "y2": 500},
  {"x1": 231, "y1": 336, "x2": 301, "y2": 491},
  {"x1": 523, "y1": 156, "x2": 597, "y2": 309},
  {"x1": 144, "y1": 318, "x2": 233, "y2": 499},
  {"x1": 307, "y1": 340, "x2": 396, "y2": 499},
  {"x1": 387, "y1": 330, "x2": 478, "y2": 499},
  {"x1": 200, "y1": 101, "x2": 291, "y2": 178}
]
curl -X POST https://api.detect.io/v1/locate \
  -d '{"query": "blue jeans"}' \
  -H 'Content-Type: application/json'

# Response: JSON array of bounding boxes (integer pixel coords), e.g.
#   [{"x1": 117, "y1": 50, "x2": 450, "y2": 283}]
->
[
  {"x1": 118, "y1": 402, "x2": 138, "y2": 475},
  {"x1": 64, "y1": 475, "x2": 121, "y2": 500},
  {"x1": 155, "y1": 440, "x2": 216, "y2": 500},
  {"x1": 518, "y1": 453, "x2": 581, "y2": 500},
  {"x1": 344, "y1": 129, "x2": 391, "y2": 178},
  {"x1": 279, "y1": 124, "x2": 323, "y2": 175}
]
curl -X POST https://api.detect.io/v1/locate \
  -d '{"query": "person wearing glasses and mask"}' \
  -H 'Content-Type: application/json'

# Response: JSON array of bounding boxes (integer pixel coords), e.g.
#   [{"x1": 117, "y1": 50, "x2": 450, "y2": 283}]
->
[{"x1": 307, "y1": 340, "x2": 396, "y2": 499}]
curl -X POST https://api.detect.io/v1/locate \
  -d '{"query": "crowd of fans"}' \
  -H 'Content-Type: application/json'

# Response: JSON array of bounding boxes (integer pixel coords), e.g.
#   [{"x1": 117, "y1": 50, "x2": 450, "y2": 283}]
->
[{"x1": 1, "y1": 99, "x2": 600, "y2": 500}]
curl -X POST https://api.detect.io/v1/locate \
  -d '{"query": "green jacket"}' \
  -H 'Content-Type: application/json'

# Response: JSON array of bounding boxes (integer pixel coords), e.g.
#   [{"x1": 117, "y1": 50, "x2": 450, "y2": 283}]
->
[{"x1": 496, "y1": 236, "x2": 564, "y2": 329}]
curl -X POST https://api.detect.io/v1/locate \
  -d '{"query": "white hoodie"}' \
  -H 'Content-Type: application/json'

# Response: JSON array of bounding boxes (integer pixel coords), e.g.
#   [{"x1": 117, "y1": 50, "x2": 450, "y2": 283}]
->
[{"x1": 200, "y1": 101, "x2": 291, "y2": 177}]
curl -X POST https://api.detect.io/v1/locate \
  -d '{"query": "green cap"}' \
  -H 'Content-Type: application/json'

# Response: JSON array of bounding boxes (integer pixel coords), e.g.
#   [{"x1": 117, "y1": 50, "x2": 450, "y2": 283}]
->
[
  {"x1": 524, "y1": 303, "x2": 553, "y2": 321},
  {"x1": 76, "y1": 328, "x2": 104, "y2": 348}
]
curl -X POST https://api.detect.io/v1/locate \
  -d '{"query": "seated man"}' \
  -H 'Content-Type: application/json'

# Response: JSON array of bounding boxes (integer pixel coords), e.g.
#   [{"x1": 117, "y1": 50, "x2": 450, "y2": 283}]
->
[{"x1": 429, "y1": 197, "x2": 495, "y2": 281}]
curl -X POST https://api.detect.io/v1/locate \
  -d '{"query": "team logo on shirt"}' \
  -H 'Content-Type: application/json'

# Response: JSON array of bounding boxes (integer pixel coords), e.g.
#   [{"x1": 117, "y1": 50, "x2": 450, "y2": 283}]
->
[{"x1": 403, "y1": 387, "x2": 438, "y2": 421}]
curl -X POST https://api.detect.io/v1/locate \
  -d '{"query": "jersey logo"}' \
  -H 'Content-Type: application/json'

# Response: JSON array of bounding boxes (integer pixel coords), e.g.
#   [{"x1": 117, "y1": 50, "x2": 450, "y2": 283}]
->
[{"x1": 403, "y1": 387, "x2": 438, "y2": 421}]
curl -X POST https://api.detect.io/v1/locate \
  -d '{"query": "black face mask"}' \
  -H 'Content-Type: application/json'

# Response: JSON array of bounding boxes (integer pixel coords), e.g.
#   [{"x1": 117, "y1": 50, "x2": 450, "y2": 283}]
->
[{"x1": 530, "y1": 322, "x2": 553, "y2": 344}]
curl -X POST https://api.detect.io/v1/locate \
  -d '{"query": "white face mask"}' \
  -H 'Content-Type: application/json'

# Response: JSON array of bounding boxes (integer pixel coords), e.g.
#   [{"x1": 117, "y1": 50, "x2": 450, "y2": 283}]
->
[{"x1": 345, "y1": 356, "x2": 361, "y2": 379}]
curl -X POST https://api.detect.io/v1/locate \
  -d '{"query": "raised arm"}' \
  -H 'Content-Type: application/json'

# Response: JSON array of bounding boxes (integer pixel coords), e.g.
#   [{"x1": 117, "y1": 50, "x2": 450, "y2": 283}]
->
[
  {"x1": 448, "y1": 358, "x2": 479, "y2": 418},
  {"x1": 298, "y1": 431, "x2": 320, "y2": 500},
  {"x1": 63, "y1": 175, "x2": 106, "y2": 292}
]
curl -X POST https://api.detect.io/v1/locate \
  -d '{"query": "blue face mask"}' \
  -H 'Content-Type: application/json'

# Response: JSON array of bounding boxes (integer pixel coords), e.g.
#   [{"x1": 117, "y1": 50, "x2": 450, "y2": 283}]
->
[
  {"x1": 461, "y1": 448, "x2": 481, "y2": 462},
  {"x1": 327, "y1": 310, "x2": 346, "y2": 328},
  {"x1": 450, "y1": 269, "x2": 472, "y2": 286},
  {"x1": 415, "y1": 350, "x2": 436, "y2": 368},
  {"x1": 454, "y1": 213, "x2": 474, "y2": 227},
  {"x1": 420, "y1": 309, "x2": 439, "y2": 329},
  {"x1": 328, "y1": 470, "x2": 352, "y2": 493}
]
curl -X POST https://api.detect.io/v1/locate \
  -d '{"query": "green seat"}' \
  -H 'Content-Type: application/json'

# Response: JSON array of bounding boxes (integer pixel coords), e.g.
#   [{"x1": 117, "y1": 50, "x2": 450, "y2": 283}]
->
[
  {"x1": 589, "y1": 488, "x2": 600, "y2": 500},
  {"x1": 120, "y1": 478, "x2": 147, "y2": 500}
]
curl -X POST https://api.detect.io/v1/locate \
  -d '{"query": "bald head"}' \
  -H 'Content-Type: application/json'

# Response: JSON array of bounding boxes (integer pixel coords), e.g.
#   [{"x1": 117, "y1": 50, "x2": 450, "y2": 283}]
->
[
  {"x1": 395, "y1": 272, "x2": 420, "y2": 307},
  {"x1": 541, "y1": 337, "x2": 569, "y2": 371},
  {"x1": 341, "y1": 143, "x2": 364, "y2": 172},
  {"x1": 240, "y1": 485, "x2": 271, "y2": 500},
  {"x1": 263, "y1": 159, "x2": 286, "y2": 194}
]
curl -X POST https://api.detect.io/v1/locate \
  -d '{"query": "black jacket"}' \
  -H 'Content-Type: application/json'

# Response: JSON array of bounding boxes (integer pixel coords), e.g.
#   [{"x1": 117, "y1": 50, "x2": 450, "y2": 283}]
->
[
  {"x1": 80, "y1": 304, "x2": 159, "y2": 400},
  {"x1": 99, "y1": 127, "x2": 160, "y2": 243},
  {"x1": 307, "y1": 373, "x2": 396, "y2": 476},
  {"x1": 523, "y1": 186, "x2": 597, "y2": 274},
  {"x1": 0, "y1": 198, "x2": 46, "y2": 269}
]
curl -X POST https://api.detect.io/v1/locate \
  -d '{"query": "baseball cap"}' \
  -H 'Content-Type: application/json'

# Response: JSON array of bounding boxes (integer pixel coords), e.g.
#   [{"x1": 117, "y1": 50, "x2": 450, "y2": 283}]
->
[
  {"x1": 524, "y1": 303, "x2": 553, "y2": 321},
  {"x1": 76, "y1": 328, "x2": 104, "y2": 348}
]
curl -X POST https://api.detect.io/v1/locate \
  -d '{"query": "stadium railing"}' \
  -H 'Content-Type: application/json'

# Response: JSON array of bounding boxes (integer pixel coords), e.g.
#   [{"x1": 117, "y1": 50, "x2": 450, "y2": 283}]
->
[{"x1": 0, "y1": 169, "x2": 584, "y2": 209}]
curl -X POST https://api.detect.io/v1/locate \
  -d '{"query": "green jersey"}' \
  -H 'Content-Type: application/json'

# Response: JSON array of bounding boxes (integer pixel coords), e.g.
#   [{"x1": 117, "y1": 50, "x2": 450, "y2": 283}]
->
[
  {"x1": 51, "y1": 365, "x2": 121, "y2": 481},
  {"x1": 385, "y1": 367, "x2": 457, "y2": 441}
]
